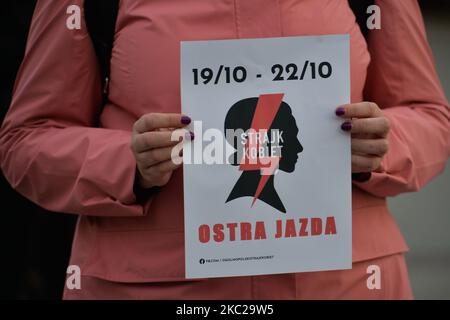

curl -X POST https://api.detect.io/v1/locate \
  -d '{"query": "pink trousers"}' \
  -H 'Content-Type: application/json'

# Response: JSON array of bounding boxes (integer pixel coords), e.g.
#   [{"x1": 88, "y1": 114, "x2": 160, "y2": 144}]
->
[{"x1": 63, "y1": 253, "x2": 413, "y2": 300}]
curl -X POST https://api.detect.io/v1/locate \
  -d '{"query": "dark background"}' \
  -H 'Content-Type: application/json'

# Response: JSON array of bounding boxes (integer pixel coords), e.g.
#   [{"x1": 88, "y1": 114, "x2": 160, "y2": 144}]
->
[
  {"x1": 0, "y1": 1, "x2": 449, "y2": 299},
  {"x1": 0, "y1": 1, "x2": 76, "y2": 300}
]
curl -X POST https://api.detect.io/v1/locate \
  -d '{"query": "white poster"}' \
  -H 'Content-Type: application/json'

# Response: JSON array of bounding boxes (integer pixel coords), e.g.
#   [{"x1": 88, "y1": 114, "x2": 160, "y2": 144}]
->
[{"x1": 181, "y1": 35, "x2": 351, "y2": 279}]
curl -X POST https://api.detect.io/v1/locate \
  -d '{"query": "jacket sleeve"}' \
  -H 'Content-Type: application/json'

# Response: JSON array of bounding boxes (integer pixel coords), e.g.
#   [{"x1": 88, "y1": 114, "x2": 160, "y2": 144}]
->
[
  {"x1": 355, "y1": 0, "x2": 450, "y2": 197},
  {"x1": 0, "y1": 0, "x2": 146, "y2": 217}
]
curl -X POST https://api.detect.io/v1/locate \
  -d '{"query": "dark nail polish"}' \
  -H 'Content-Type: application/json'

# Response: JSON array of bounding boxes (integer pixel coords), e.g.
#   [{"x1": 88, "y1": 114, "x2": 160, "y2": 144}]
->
[
  {"x1": 341, "y1": 121, "x2": 352, "y2": 131},
  {"x1": 181, "y1": 115, "x2": 191, "y2": 125},
  {"x1": 335, "y1": 107, "x2": 345, "y2": 116},
  {"x1": 352, "y1": 172, "x2": 372, "y2": 182}
]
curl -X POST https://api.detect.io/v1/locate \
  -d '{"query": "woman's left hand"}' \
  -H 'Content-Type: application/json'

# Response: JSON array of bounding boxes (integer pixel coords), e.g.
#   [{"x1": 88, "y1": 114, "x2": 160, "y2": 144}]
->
[{"x1": 335, "y1": 102, "x2": 390, "y2": 173}]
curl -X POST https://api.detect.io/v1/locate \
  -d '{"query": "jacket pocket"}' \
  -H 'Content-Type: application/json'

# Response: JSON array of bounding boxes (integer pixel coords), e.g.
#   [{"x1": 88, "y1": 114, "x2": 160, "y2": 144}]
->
[{"x1": 82, "y1": 228, "x2": 206, "y2": 283}]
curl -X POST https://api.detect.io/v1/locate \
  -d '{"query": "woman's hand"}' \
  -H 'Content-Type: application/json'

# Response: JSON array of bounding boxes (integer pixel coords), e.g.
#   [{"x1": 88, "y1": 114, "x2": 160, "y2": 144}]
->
[
  {"x1": 131, "y1": 113, "x2": 193, "y2": 189},
  {"x1": 336, "y1": 102, "x2": 390, "y2": 173}
]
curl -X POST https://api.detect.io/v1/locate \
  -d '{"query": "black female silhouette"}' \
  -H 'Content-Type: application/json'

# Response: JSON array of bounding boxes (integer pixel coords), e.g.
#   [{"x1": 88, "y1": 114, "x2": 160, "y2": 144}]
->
[{"x1": 225, "y1": 94, "x2": 303, "y2": 213}]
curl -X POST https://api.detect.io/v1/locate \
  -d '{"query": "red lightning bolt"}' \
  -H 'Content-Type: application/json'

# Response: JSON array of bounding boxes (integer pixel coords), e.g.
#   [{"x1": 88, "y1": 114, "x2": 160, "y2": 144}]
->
[{"x1": 238, "y1": 93, "x2": 284, "y2": 207}]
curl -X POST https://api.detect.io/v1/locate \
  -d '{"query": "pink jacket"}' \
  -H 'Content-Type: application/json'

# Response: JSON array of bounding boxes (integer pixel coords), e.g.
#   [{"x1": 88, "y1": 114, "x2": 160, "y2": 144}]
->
[{"x1": 1, "y1": 0, "x2": 449, "y2": 283}]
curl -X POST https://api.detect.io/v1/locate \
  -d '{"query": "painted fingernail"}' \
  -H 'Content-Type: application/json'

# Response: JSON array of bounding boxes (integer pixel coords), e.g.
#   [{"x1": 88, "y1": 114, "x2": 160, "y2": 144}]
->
[
  {"x1": 352, "y1": 172, "x2": 372, "y2": 182},
  {"x1": 185, "y1": 131, "x2": 195, "y2": 140},
  {"x1": 335, "y1": 107, "x2": 346, "y2": 116},
  {"x1": 341, "y1": 121, "x2": 352, "y2": 131},
  {"x1": 181, "y1": 115, "x2": 191, "y2": 125}
]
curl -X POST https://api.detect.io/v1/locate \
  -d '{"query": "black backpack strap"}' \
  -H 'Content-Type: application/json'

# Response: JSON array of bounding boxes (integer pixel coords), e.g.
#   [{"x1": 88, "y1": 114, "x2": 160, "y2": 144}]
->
[
  {"x1": 83, "y1": 0, "x2": 371, "y2": 102},
  {"x1": 84, "y1": 0, "x2": 119, "y2": 103},
  {"x1": 348, "y1": 0, "x2": 375, "y2": 40}
]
